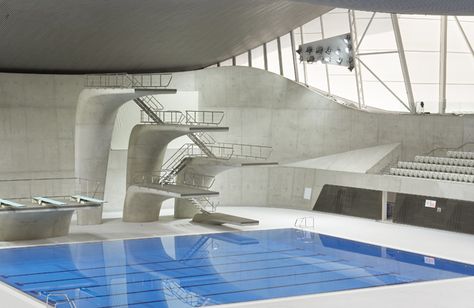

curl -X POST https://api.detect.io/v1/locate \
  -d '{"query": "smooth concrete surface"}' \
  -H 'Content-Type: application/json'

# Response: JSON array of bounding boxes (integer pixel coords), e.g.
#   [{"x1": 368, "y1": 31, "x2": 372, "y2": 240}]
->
[
  {"x1": 75, "y1": 88, "x2": 175, "y2": 225},
  {"x1": 0, "y1": 209, "x2": 74, "y2": 241},
  {"x1": 287, "y1": 143, "x2": 401, "y2": 173},
  {"x1": 171, "y1": 67, "x2": 474, "y2": 208},
  {"x1": 124, "y1": 124, "x2": 228, "y2": 221},
  {"x1": 0, "y1": 207, "x2": 472, "y2": 307},
  {"x1": 0, "y1": 73, "x2": 82, "y2": 200}
]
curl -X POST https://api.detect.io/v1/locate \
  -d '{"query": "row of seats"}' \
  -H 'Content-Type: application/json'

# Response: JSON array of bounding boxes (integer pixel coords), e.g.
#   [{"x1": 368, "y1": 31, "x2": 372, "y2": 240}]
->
[
  {"x1": 447, "y1": 151, "x2": 474, "y2": 160},
  {"x1": 397, "y1": 161, "x2": 474, "y2": 174},
  {"x1": 390, "y1": 168, "x2": 474, "y2": 183},
  {"x1": 414, "y1": 156, "x2": 474, "y2": 167}
]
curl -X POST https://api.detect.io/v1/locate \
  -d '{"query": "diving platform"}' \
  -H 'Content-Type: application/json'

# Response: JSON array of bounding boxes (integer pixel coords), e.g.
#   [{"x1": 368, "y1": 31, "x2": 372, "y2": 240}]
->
[{"x1": 192, "y1": 212, "x2": 259, "y2": 226}]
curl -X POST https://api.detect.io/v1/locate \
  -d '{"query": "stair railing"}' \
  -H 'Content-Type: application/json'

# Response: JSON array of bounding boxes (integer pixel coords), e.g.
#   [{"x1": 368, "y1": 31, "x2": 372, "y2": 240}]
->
[
  {"x1": 84, "y1": 73, "x2": 172, "y2": 88},
  {"x1": 185, "y1": 110, "x2": 224, "y2": 126},
  {"x1": 217, "y1": 143, "x2": 273, "y2": 160},
  {"x1": 182, "y1": 172, "x2": 216, "y2": 189},
  {"x1": 140, "y1": 110, "x2": 185, "y2": 124},
  {"x1": 45, "y1": 293, "x2": 77, "y2": 308}
]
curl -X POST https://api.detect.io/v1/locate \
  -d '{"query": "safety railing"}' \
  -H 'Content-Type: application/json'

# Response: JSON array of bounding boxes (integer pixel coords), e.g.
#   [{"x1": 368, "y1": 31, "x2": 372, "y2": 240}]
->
[
  {"x1": 139, "y1": 95, "x2": 164, "y2": 110},
  {"x1": 84, "y1": 73, "x2": 172, "y2": 89},
  {"x1": 190, "y1": 196, "x2": 218, "y2": 213},
  {"x1": 0, "y1": 177, "x2": 102, "y2": 201},
  {"x1": 217, "y1": 143, "x2": 273, "y2": 160},
  {"x1": 294, "y1": 216, "x2": 315, "y2": 229},
  {"x1": 132, "y1": 171, "x2": 170, "y2": 185},
  {"x1": 45, "y1": 292, "x2": 77, "y2": 308},
  {"x1": 194, "y1": 131, "x2": 216, "y2": 144},
  {"x1": 182, "y1": 172, "x2": 215, "y2": 189},
  {"x1": 140, "y1": 110, "x2": 185, "y2": 124},
  {"x1": 159, "y1": 143, "x2": 233, "y2": 184},
  {"x1": 185, "y1": 110, "x2": 224, "y2": 126},
  {"x1": 163, "y1": 279, "x2": 213, "y2": 307}
]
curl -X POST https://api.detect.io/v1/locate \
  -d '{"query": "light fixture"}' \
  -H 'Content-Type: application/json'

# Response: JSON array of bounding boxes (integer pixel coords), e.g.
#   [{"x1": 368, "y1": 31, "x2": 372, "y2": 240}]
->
[
  {"x1": 324, "y1": 57, "x2": 330, "y2": 63},
  {"x1": 343, "y1": 34, "x2": 351, "y2": 44},
  {"x1": 325, "y1": 47, "x2": 332, "y2": 55},
  {"x1": 336, "y1": 57, "x2": 343, "y2": 64},
  {"x1": 345, "y1": 45, "x2": 352, "y2": 53},
  {"x1": 306, "y1": 46, "x2": 313, "y2": 53},
  {"x1": 335, "y1": 49, "x2": 341, "y2": 56}
]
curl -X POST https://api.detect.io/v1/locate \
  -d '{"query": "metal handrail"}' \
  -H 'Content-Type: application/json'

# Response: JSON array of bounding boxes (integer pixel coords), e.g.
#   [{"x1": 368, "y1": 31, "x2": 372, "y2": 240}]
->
[
  {"x1": 294, "y1": 217, "x2": 315, "y2": 229},
  {"x1": 139, "y1": 95, "x2": 164, "y2": 110},
  {"x1": 45, "y1": 292, "x2": 77, "y2": 308},
  {"x1": 140, "y1": 110, "x2": 185, "y2": 124},
  {"x1": 195, "y1": 131, "x2": 216, "y2": 144},
  {"x1": 424, "y1": 142, "x2": 474, "y2": 157},
  {"x1": 217, "y1": 143, "x2": 273, "y2": 160},
  {"x1": 185, "y1": 110, "x2": 224, "y2": 126},
  {"x1": 182, "y1": 172, "x2": 216, "y2": 189},
  {"x1": 84, "y1": 73, "x2": 172, "y2": 89}
]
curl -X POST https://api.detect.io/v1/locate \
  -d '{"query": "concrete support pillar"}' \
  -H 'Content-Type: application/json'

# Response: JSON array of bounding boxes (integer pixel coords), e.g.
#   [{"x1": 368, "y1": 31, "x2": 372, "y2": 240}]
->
[{"x1": 381, "y1": 190, "x2": 388, "y2": 221}]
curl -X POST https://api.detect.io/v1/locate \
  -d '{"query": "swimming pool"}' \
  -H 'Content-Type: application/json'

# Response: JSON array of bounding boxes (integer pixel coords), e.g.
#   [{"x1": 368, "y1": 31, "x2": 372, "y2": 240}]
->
[{"x1": 0, "y1": 228, "x2": 472, "y2": 307}]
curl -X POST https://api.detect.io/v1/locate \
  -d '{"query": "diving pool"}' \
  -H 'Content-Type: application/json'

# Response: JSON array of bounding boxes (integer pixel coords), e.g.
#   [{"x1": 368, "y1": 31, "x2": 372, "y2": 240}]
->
[{"x1": 0, "y1": 228, "x2": 472, "y2": 307}]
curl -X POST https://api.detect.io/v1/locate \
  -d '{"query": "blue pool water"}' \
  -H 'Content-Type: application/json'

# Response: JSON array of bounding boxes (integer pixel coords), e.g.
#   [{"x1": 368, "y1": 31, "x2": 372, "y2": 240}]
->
[{"x1": 0, "y1": 228, "x2": 473, "y2": 307}]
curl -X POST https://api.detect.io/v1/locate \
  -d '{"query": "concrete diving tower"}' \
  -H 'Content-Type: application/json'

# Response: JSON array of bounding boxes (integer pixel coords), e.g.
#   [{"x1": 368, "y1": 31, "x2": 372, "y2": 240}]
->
[
  {"x1": 123, "y1": 123, "x2": 229, "y2": 222},
  {"x1": 174, "y1": 156, "x2": 278, "y2": 218},
  {"x1": 122, "y1": 96, "x2": 276, "y2": 223}
]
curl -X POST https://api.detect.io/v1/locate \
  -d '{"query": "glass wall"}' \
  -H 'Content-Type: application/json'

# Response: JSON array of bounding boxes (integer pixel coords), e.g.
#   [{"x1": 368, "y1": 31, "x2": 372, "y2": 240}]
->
[{"x1": 213, "y1": 9, "x2": 474, "y2": 114}]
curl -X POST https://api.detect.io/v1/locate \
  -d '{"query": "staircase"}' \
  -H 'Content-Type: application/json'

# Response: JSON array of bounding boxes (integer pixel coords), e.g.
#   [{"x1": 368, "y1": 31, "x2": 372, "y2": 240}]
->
[
  {"x1": 134, "y1": 97, "x2": 164, "y2": 124},
  {"x1": 390, "y1": 150, "x2": 474, "y2": 183},
  {"x1": 189, "y1": 196, "x2": 218, "y2": 213}
]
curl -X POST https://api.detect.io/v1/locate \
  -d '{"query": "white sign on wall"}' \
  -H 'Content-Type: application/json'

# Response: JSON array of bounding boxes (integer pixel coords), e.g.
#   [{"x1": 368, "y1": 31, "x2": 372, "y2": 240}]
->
[
  {"x1": 425, "y1": 199, "x2": 437, "y2": 208},
  {"x1": 303, "y1": 187, "x2": 312, "y2": 200}
]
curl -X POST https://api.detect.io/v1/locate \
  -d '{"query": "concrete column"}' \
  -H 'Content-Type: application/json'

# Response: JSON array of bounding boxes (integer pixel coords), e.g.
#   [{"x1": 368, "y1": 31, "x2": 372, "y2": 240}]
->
[{"x1": 381, "y1": 190, "x2": 388, "y2": 221}]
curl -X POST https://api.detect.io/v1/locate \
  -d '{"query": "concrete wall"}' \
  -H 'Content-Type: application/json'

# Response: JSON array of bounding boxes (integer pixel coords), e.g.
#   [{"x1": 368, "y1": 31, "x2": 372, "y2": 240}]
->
[
  {"x1": 189, "y1": 67, "x2": 474, "y2": 209},
  {"x1": 0, "y1": 73, "x2": 82, "y2": 200}
]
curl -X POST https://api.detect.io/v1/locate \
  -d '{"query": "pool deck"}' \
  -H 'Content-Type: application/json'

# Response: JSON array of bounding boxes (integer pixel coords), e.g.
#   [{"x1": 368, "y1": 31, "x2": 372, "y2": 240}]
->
[{"x1": 0, "y1": 206, "x2": 473, "y2": 307}]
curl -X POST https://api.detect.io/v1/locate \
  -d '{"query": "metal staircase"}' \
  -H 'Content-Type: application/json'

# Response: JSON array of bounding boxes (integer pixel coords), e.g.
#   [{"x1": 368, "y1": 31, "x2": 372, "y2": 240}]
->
[
  {"x1": 189, "y1": 196, "x2": 218, "y2": 213},
  {"x1": 134, "y1": 97, "x2": 164, "y2": 124},
  {"x1": 162, "y1": 279, "x2": 213, "y2": 307}
]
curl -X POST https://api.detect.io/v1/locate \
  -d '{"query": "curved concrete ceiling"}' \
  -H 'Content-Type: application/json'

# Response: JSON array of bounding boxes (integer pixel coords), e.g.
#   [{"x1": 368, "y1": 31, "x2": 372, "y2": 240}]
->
[
  {"x1": 0, "y1": 0, "x2": 331, "y2": 74},
  {"x1": 298, "y1": 0, "x2": 474, "y2": 16}
]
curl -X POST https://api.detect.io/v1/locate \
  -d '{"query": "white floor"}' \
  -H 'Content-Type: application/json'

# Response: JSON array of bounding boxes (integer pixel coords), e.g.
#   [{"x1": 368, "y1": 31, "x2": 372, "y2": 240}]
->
[{"x1": 0, "y1": 207, "x2": 473, "y2": 307}]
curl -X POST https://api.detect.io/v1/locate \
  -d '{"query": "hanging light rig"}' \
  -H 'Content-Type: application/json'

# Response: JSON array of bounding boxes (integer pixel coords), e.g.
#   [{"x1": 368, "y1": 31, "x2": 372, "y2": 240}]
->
[{"x1": 297, "y1": 33, "x2": 354, "y2": 71}]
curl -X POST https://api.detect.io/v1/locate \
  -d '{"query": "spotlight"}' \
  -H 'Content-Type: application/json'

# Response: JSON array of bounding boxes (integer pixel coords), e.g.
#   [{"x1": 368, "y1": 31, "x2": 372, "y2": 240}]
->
[
  {"x1": 315, "y1": 47, "x2": 323, "y2": 54},
  {"x1": 325, "y1": 47, "x2": 332, "y2": 55},
  {"x1": 323, "y1": 57, "x2": 330, "y2": 63},
  {"x1": 345, "y1": 45, "x2": 352, "y2": 53},
  {"x1": 308, "y1": 55, "x2": 315, "y2": 63},
  {"x1": 343, "y1": 34, "x2": 351, "y2": 44},
  {"x1": 306, "y1": 46, "x2": 313, "y2": 53},
  {"x1": 336, "y1": 57, "x2": 343, "y2": 64},
  {"x1": 335, "y1": 49, "x2": 341, "y2": 56}
]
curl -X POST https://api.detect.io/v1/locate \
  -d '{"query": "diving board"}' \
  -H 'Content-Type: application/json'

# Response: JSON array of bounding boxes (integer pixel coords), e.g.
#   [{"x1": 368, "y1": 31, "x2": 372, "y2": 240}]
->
[
  {"x1": 192, "y1": 212, "x2": 259, "y2": 226},
  {"x1": 32, "y1": 197, "x2": 66, "y2": 206},
  {"x1": 71, "y1": 195, "x2": 105, "y2": 204},
  {"x1": 0, "y1": 199, "x2": 26, "y2": 208}
]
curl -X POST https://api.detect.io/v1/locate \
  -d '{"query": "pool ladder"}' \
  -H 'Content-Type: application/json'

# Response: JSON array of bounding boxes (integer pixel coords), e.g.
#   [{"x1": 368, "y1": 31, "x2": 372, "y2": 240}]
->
[
  {"x1": 294, "y1": 216, "x2": 315, "y2": 229},
  {"x1": 45, "y1": 293, "x2": 76, "y2": 308}
]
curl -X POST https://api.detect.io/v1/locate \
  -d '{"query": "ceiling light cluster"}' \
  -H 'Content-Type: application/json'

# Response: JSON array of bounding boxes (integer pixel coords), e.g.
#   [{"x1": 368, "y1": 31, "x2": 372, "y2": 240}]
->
[{"x1": 297, "y1": 33, "x2": 354, "y2": 71}]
